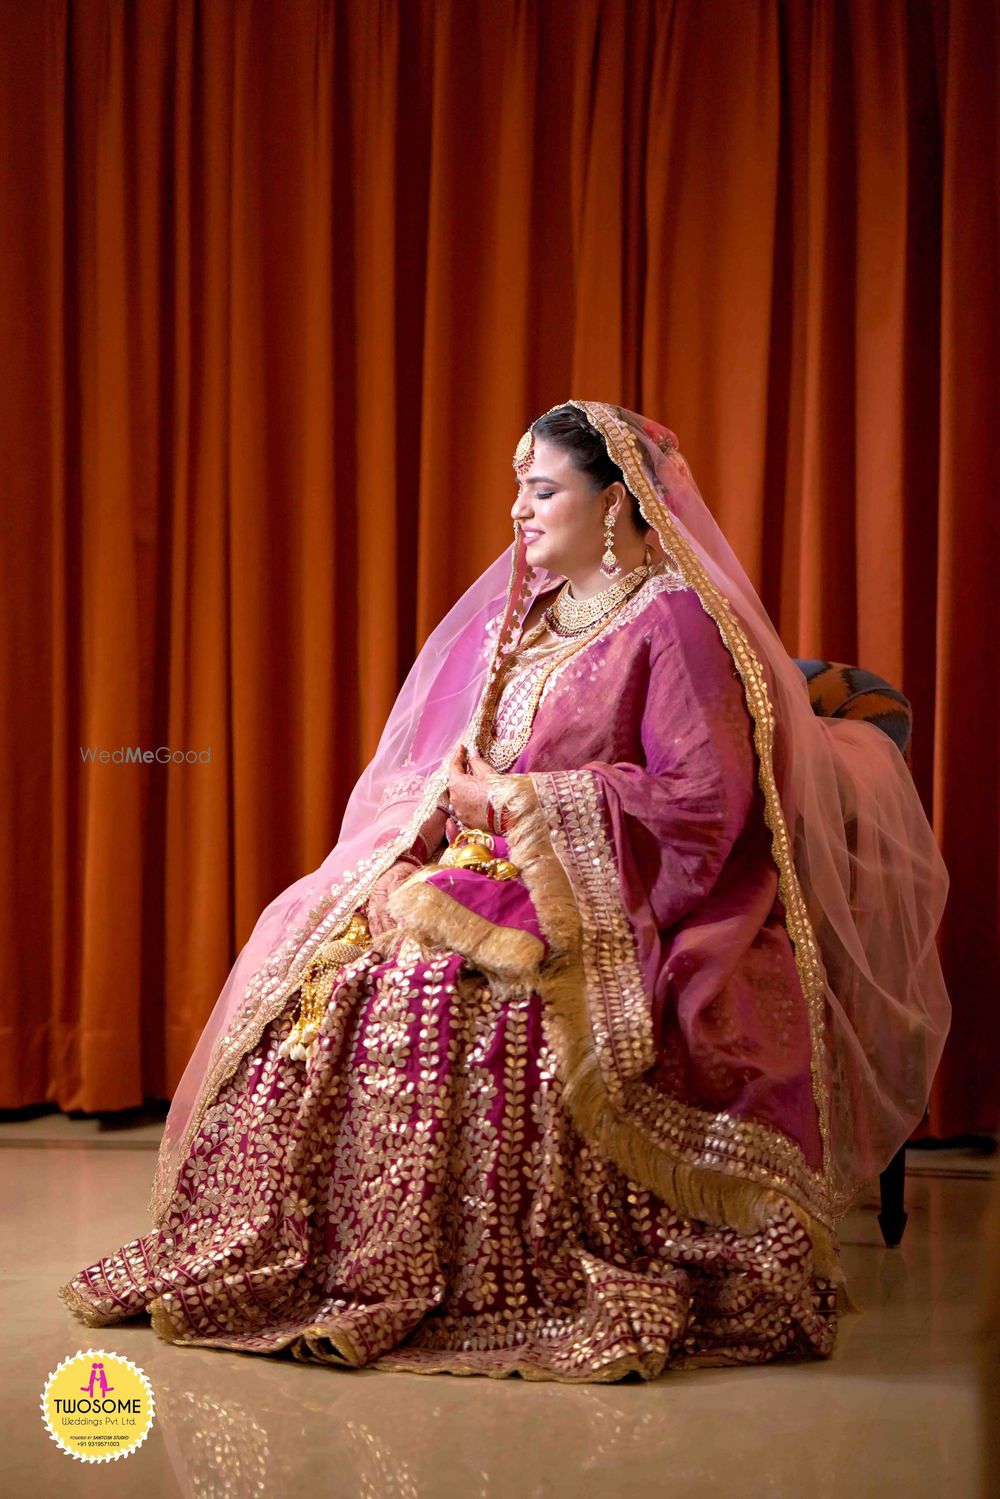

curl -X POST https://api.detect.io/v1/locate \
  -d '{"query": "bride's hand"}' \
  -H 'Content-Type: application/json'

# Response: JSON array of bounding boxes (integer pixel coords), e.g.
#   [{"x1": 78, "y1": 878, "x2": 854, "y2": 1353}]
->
[
  {"x1": 366, "y1": 860, "x2": 418, "y2": 944},
  {"x1": 447, "y1": 744, "x2": 496, "y2": 830}
]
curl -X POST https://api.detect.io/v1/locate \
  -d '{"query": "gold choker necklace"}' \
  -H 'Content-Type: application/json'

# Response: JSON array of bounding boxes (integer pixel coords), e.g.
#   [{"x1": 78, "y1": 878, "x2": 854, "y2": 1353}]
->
[{"x1": 544, "y1": 556, "x2": 650, "y2": 636}]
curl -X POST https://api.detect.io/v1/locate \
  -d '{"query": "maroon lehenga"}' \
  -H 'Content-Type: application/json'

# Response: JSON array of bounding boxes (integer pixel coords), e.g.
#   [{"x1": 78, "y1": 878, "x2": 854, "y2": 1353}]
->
[
  {"x1": 59, "y1": 941, "x2": 835, "y2": 1379},
  {"x1": 60, "y1": 570, "x2": 839, "y2": 1379}
]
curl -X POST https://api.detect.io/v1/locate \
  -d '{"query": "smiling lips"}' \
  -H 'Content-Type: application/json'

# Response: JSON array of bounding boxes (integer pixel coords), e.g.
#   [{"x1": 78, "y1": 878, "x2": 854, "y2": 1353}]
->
[{"x1": 522, "y1": 528, "x2": 544, "y2": 542}]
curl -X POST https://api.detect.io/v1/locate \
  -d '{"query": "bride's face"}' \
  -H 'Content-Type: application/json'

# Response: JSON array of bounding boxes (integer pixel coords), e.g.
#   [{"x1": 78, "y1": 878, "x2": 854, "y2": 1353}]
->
[{"x1": 510, "y1": 436, "x2": 617, "y2": 577}]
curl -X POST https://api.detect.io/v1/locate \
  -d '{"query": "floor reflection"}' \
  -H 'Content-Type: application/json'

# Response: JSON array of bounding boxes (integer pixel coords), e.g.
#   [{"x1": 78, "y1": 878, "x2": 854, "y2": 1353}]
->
[{"x1": 0, "y1": 1117, "x2": 990, "y2": 1499}]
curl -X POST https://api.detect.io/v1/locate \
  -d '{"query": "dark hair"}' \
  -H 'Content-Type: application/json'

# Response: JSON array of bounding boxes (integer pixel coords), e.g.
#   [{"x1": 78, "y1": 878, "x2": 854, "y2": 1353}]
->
[{"x1": 531, "y1": 405, "x2": 647, "y2": 531}]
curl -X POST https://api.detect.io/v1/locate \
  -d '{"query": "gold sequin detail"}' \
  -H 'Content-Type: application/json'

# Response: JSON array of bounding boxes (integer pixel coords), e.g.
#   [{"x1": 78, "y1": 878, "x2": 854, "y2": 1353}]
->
[
  {"x1": 64, "y1": 944, "x2": 836, "y2": 1380},
  {"x1": 149, "y1": 763, "x2": 453, "y2": 1223},
  {"x1": 535, "y1": 769, "x2": 656, "y2": 1087},
  {"x1": 561, "y1": 400, "x2": 833, "y2": 1199}
]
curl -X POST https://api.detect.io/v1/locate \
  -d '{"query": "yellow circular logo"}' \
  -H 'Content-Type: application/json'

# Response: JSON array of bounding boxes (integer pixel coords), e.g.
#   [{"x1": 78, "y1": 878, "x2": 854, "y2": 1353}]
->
[{"x1": 40, "y1": 1350, "x2": 155, "y2": 1463}]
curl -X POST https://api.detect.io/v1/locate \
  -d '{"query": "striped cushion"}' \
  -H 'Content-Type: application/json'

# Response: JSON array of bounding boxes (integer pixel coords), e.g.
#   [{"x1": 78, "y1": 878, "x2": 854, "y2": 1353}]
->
[{"x1": 793, "y1": 659, "x2": 912, "y2": 760}]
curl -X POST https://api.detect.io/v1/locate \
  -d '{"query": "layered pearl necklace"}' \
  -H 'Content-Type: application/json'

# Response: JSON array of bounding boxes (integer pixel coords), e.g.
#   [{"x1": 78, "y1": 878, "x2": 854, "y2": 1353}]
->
[{"x1": 542, "y1": 551, "x2": 652, "y2": 637}]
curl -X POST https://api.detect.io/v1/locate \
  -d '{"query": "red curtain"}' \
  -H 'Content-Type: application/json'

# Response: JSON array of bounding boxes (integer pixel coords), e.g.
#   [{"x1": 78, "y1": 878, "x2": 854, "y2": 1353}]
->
[{"x1": 0, "y1": 0, "x2": 996, "y2": 1133}]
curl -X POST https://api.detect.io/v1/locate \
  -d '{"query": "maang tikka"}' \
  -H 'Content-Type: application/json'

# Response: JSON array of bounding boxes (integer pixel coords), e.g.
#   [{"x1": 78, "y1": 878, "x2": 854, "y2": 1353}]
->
[
  {"x1": 513, "y1": 427, "x2": 534, "y2": 476},
  {"x1": 600, "y1": 508, "x2": 621, "y2": 578}
]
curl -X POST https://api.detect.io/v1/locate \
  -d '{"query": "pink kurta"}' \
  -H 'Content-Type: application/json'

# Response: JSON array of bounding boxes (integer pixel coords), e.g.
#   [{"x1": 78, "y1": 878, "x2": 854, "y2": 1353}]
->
[{"x1": 508, "y1": 577, "x2": 824, "y2": 1183}]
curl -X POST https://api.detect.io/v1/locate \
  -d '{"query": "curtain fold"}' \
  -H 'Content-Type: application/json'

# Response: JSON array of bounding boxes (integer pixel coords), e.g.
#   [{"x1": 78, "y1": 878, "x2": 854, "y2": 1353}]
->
[{"x1": 0, "y1": 0, "x2": 995, "y2": 1134}]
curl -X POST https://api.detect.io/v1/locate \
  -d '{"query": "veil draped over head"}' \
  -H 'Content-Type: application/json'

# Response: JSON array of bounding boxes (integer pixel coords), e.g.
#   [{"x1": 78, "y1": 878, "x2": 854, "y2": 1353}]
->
[{"x1": 151, "y1": 400, "x2": 951, "y2": 1240}]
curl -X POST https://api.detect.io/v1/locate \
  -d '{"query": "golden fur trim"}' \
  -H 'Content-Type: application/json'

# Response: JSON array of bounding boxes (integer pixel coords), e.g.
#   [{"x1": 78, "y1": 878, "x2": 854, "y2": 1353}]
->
[
  {"x1": 501, "y1": 773, "x2": 843, "y2": 1283},
  {"x1": 387, "y1": 876, "x2": 545, "y2": 982}
]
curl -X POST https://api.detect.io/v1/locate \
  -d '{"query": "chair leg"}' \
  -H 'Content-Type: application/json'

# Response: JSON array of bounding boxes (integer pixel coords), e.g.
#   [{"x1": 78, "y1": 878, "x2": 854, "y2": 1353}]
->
[{"x1": 877, "y1": 1145, "x2": 908, "y2": 1247}]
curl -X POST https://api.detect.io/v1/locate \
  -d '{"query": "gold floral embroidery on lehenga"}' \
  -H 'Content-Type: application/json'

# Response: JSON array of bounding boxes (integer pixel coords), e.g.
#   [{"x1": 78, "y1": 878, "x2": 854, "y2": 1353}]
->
[{"x1": 59, "y1": 939, "x2": 836, "y2": 1379}]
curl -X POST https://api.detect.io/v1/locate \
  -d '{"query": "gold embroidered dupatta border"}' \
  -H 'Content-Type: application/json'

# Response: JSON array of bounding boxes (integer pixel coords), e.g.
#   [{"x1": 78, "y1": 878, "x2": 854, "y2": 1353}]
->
[
  {"x1": 494, "y1": 769, "x2": 840, "y2": 1280},
  {"x1": 572, "y1": 400, "x2": 831, "y2": 1166},
  {"x1": 485, "y1": 399, "x2": 840, "y2": 1274}
]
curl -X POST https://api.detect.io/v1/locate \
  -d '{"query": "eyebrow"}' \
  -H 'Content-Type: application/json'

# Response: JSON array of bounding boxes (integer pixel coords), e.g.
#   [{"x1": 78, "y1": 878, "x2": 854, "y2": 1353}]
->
[{"x1": 516, "y1": 475, "x2": 559, "y2": 486}]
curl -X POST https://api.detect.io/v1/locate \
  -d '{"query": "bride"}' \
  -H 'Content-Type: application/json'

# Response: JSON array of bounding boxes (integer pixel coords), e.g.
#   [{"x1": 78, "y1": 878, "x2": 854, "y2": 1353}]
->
[{"x1": 59, "y1": 400, "x2": 950, "y2": 1382}]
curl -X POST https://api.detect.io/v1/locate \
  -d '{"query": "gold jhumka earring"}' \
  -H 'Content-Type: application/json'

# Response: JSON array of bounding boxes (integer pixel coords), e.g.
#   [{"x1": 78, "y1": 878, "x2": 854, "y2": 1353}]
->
[{"x1": 600, "y1": 507, "x2": 621, "y2": 578}]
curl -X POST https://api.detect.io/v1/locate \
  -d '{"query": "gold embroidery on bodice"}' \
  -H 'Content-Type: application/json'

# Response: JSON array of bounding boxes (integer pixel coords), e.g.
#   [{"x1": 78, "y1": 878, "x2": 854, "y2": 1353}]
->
[
  {"x1": 477, "y1": 563, "x2": 685, "y2": 772},
  {"x1": 485, "y1": 635, "x2": 570, "y2": 770}
]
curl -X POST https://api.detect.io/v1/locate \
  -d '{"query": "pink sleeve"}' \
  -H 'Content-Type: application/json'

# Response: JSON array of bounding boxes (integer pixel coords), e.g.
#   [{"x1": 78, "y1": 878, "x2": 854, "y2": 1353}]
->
[{"x1": 587, "y1": 588, "x2": 759, "y2": 934}]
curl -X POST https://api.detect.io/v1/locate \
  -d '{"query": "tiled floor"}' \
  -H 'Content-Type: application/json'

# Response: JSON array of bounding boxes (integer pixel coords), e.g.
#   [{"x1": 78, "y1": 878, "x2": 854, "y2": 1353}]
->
[{"x1": 2, "y1": 1116, "x2": 993, "y2": 1498}]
